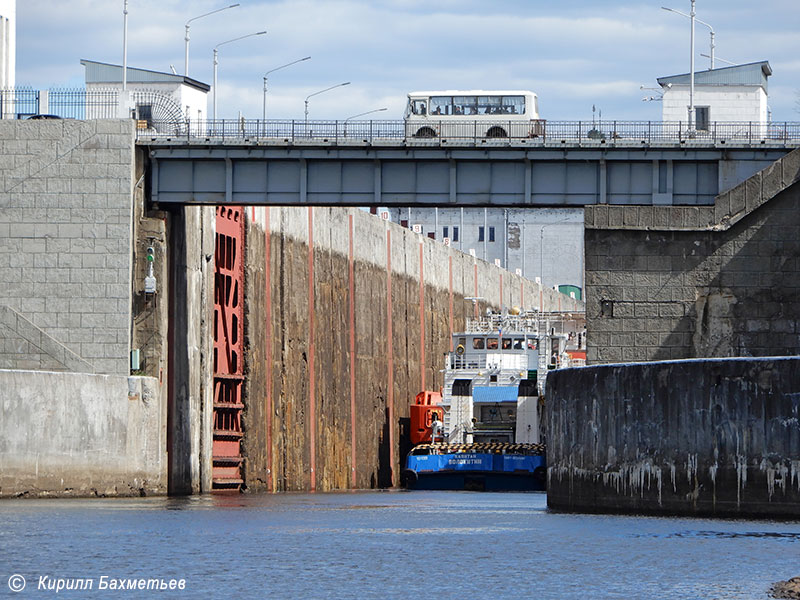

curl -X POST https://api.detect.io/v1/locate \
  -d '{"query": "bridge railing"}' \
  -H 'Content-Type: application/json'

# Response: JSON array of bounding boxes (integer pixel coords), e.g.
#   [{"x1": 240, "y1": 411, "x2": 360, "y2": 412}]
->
[{"x1": 139, "y1": 119, "x2": 800, "y2": 146}]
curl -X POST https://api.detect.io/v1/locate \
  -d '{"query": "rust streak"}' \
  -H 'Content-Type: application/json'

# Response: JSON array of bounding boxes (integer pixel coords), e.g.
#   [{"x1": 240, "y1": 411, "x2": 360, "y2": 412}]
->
[
  {"x1": 419, "y1": 240, "x2": 425, "y2": 392},
  {"x1": 348, "y1": 214, "x2": 357, "y2": 489},
  {"x1": 265, "y1": 206, "x2": 273, "y2": 492},
  {"x1": 308, "y1": 207, "x2": 316, "y2": 492},
  {"x1": 386, "y1": 228, "x2": 395, "y2": 486}
]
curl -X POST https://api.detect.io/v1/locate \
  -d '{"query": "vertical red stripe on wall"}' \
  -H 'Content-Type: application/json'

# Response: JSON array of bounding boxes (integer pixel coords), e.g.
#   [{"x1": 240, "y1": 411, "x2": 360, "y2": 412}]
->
[
  {"x1": 348, "y1": 215, "x2": 357, "y2": 489},
  {"x1": 308, "y1": 207, "x2": 316, "y2": 492},
  {"x1": 448, "y1": 256, "x2": 454, "y2": 352},
  {"x1": 265, "y1": 207, "x2": 273, "y2": 491},
  {"x1": 419, "y1": 241, "x2": 425, "y2": 392},
  {"x1": 386, "y1": 229, "x2": 395, "y2": 486}
]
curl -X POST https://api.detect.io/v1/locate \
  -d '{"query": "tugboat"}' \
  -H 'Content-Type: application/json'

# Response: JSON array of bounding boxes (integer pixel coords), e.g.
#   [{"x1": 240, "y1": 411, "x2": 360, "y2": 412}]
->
[{"x1": 402, "y1": 308, "x2": 584, "y2": 491}]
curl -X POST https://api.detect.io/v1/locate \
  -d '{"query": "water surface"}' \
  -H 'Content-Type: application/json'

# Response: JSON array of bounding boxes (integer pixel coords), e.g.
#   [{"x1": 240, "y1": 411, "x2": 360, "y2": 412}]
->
[{"x1": 1, "y1": 491, "x2": 797, "y2": 598}]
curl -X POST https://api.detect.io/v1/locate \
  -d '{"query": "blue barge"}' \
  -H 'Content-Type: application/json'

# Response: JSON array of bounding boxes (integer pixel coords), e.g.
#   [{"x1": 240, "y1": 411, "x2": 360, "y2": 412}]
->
[{"x1": 403, "y1": 443, "x2": 546, "y2": 492}]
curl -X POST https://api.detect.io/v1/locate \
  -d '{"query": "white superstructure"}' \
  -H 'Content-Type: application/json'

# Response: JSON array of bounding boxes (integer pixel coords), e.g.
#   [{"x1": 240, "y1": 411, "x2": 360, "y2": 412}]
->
[{"x1": 441, "y1": 310, "x2": 584, "y2": 445}]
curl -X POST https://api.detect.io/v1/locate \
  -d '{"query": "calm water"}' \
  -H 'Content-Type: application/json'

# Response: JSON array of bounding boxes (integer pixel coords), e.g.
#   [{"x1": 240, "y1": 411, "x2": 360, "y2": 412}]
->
[{"x1": 1, "y1": 491, "x2": 798, "y2": 599}]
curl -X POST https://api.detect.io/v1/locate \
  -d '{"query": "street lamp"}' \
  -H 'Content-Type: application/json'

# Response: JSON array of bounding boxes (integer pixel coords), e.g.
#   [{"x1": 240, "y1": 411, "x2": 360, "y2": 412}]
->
[
  {"x1": 343, "y1": 107, "x2": 387, "y2": 137},
  {"x1": 185, "y1": 4, "x2": 240, "y2": 77},
  {"x1": 661, "y1": 1, "x2": 697, "y2": 127},
  {"x1": 304, "y1": 82, "x2": 351, "y2": 127},
  {"x1": 213, "y1": 31, "x2": 267, "y2": 121},
  {"x1": 345, "y1": 107, "x2": 388, "y2": 121},
  {"x1": 662, "y1": 5, "x2": 715, "y2": 69},
  {"x1": 122, "y1": 0, "x2": 128, "y2": 91},
  {"x1": 262, "y1": 56, "x2": 311, "y2": 124}
]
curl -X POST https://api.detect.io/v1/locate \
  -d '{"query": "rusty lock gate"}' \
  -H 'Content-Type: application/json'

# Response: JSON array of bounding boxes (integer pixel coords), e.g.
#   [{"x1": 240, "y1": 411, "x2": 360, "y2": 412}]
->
[{"x1": 212, "y1": 206, "x2": 245, "y2": 490}]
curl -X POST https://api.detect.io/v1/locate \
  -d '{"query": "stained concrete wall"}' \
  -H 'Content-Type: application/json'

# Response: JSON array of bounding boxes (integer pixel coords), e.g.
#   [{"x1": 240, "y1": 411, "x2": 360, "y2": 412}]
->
[
  {"x1": 584, "y1": 147, "x2": 800, "y2": 364},
  {"x1": 242, "y1": 206, "x2": 583, "y2": 492},
  {"x1": 0, "y1": 119, "x2": 136, "y2": 375},
  {"x1": 546, "y1": 357, "x2": 800, "y2": 518},
  {"x1": 0, "y1": 370, "x2": 166, "y2": 497}
]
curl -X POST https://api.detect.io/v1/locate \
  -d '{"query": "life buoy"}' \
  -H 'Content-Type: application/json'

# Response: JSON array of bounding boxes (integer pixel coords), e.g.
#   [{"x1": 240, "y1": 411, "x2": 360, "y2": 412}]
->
[{"x1": 456, "y1": 344, "x2": 465, "y2": 356}]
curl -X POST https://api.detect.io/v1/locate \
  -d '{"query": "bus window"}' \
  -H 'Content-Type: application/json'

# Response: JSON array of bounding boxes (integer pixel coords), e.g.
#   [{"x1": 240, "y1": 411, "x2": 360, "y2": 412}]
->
[
  {"x1": 502, "y1": 96, "x2": 525, "y2": 115},
  {"x1": 527, "y1": 339, "x2": 538, "y2": 350},
  {"x1": 411, "y1": 99, "x2": 426, "y2": 115},
  {"x1": 513, "y1": 338, "x2": 524, "y2": 349},
  {"x1": 453, "y1": 96, "x2": 477, "y2": 116},
  {"x1": 487, "y1": 338, "x2": 498, "y2": 350},
  {"x1": 473, "y1": 337, "x2": 484, "y2": 350},
  {"x1": 501, "y1": 338, "x2": 512, "y2": 350},
  {"x1": 430, "y1": 96, "x2": 451, "y2": 115}
]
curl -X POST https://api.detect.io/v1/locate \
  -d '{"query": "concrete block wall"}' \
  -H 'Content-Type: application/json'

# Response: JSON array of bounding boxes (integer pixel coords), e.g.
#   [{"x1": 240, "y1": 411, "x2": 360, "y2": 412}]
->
[
  {"x1": 0, "y1": 370, "x2": 166, "y2": 497},
  {"x1": 242, "y1": 206, "x2": 583, "y2": 492},
  {"x1": 547, "y1": 357, "x2": 800, "y2": 518},
  {"x1": 0, "y1": 119, "x2": 136, "y2": 374},
  {"x1": 584, "y1": 147, "x2": 800, "y2": 363}
]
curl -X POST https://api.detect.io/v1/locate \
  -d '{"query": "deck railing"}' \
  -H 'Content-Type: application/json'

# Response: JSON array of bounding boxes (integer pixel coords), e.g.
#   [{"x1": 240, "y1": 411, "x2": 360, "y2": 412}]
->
[{"x1": 138, "y1": 118, "x2": 800, "y2": 146}]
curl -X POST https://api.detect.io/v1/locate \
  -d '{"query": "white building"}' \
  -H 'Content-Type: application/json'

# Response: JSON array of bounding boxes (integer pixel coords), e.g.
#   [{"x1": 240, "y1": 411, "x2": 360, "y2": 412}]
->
[
  {"x1": 81, "y1": 59, "x2": 210, "y2": 122},
  {"x1": 657, "y1": 61, "x2": 771, "y2": 129},
  {"x1": 387, "y1": 207, "x2": 584, "y2": 298},
  {"x1": 0, "y1": 0, "x2": 15, "y2": 89}
]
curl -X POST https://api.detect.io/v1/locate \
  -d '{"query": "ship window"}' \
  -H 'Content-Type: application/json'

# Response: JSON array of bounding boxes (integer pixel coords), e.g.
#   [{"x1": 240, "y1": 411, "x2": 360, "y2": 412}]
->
[
  {"x1": 527, "y1": 339, "x2": 537, "y2": 350},
  {"x1": 502, "y1": 338, "x2": 512, "y2": 350},
  {"x1": 452, "y1": 379, "x2": 472, "y2": 396},
  {"x1": 473, "y1": 338, "x2": 484, "y2": 350},
  {"x1": 490, "y1": 375, "x2": 497, "y2": 382},
  {"x1": 518, "y1": 379, "x2": 538, "y2": 396},
  {"x1": 487, "y1": 338, "x2": 498, "y2": 350},
  {"x1": 513, "y1": 338, "x2": 523, "y2": 349}
]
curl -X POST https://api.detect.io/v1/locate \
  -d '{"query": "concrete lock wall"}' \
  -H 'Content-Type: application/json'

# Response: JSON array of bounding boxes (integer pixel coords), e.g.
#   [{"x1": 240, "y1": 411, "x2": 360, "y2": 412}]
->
[
  {"x1": 546, "y1": 357, "x2": 800, "y2": 518},
  {"x1": 0, "y1": 119, "x2": 136, "y2": 375},
  {"x1": 583, "y1": 147, "x2": 800, "y2": 364},
  {"x1": 0, "y1": 370, "x2": 167, "y2": 497},
  {"x1": 242, "y1": 206, "x2": 583, "y2": 492}
]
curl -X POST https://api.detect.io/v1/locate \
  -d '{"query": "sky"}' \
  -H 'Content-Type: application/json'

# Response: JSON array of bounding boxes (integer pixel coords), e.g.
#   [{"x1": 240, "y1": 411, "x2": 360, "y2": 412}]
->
[{"x1": 15, "y1": 0, "x2": 800, "y2": 121}]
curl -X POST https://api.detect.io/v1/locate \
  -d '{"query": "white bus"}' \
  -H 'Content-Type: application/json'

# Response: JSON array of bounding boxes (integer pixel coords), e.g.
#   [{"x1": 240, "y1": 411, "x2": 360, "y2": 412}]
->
[{"x1": 404, "y1": 90, "x2": 543, "y2": 139}]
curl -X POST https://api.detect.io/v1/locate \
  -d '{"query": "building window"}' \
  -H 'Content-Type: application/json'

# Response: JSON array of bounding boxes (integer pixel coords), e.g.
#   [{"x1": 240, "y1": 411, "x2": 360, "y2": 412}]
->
[
  {"x1": 452, "y1": 226, "x2": 459, "y2": 242},
  {"x1": 696, "y1": 106, "x2": 710, "y2": 131},
  {"x1": 489, "y1": 226, "x2": 495, "y2": 242},
  {"x1": 443, "y1": 226, "x2": 449, "y2": 239},
  {"x1": 478, "y1": 226, "x2": 485, "y2": 242}
]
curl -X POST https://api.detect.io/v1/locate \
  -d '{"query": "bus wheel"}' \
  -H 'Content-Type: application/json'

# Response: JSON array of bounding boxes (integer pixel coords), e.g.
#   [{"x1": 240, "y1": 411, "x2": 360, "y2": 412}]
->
[
  {"x1": 486, "y1": 126, "x2": 508, "y2": 138},
  {"x1": 414, "y1": 127, "x2": 437, "y2": 138}
]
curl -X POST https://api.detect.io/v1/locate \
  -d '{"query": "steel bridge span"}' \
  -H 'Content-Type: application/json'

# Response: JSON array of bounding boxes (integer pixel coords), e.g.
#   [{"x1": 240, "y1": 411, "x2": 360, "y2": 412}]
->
[{"x1": 142, "y1": 120, "x2": 800, "y2": 208}]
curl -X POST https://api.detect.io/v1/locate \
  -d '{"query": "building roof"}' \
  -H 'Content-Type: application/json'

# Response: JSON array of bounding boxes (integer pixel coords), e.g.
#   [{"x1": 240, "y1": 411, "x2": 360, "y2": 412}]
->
[
  {"x1": 80, "y1": 59, "x2": 211, "y2": 93},
  {"x1": 657, "y1": 61, "x2": 771, "y2": 92}
]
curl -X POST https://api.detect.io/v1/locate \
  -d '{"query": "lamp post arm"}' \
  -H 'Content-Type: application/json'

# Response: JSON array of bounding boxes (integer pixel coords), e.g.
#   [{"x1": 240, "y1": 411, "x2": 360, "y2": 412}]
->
[
  {"x1": 305, "y1": 82, "x2": 351, "y2": 103},
  {"x1": 185, "y1": 4, "x2": 241, "y2": 76}
]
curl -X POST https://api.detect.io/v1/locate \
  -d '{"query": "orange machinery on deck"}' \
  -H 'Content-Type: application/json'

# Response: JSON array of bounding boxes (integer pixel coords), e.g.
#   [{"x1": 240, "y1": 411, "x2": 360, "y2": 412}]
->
[{"x1": 410, "y1": 390, "x2": 444, "y2": 445}]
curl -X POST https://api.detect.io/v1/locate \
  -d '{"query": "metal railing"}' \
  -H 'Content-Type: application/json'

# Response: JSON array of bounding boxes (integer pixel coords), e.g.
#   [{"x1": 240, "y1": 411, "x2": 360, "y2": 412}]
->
[
  {"x1": 138, "y1": 118, "x2": 800, "y2": 146},
  {"x1": 0, "y1": 87, "x2": 120, "y2": 119}
]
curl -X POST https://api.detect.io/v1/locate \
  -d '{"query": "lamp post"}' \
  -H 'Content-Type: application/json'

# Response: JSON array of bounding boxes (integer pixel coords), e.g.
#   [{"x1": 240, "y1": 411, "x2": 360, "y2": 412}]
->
[
  {"x1": 262, "y1": 56, "x2": 311, "y2": 125},
  {"x1": 213, "y1": 31, "x2": 267, "y2": 121},
  {"x1": 122, "y1": 0, "x2": 128, "y2": 91},
  {"x1": 343, "y1": 107, "x2": 387, "y2": 136},
  {"x1": 662, "y1": 5, "x2": 714, "y2": 69},
  {"x1": 185, "y1": 4, "x2": 240, "y2": 77},
  {"x1": 304, "y1": 82, "x2": 350, "y2": 127},
  {"x1": 661, "y1": 2, "x2": 697, "y2": 127}
]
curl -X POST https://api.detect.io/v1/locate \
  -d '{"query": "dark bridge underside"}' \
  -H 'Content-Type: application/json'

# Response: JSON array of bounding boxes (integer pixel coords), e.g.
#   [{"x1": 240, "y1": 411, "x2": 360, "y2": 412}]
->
[{"x1": 147, "y1": 144, "x2": 791, "y2": 207}]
